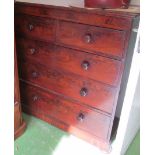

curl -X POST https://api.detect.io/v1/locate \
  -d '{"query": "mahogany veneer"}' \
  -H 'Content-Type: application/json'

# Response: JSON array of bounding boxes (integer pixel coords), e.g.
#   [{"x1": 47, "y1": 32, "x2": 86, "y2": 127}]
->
[
  {"x1": 15, "y1": 2, "x2": 139, "y2": 152},
  {"x1": 85, "y1": 0, "x2": 130, "y2": 9},
  {"x1": 57, "y1": 21, "x2": 127, "y2": 59},
  {"x1": 15, "y1": 15, "x2": 55, "y2": 42},
  {"x1": 20, "y1": 82, "x2": 111, "y2": 141},
  {"x1": 19, "y1": 61, "x2": 117, "y2": 114},
  {"x1": 14, "y1": 41, "x2": 26, "y2": 139},
  {"x1": 16, "y1": 38, "x2": 122, "y2": 86}
]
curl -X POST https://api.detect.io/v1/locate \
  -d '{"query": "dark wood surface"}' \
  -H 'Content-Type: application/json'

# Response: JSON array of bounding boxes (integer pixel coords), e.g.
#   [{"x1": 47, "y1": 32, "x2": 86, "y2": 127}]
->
[
  {"x1": 15, "y1": 2, "x2": 139, "y2": 152},
  {"x1": 15, "y1": 2, "x2": 138, "y2": 30},
  {"x1": 85, "y1": 0, "x2": 130, "y2": 9},
  {"x1": 14, "y1": 41, "x2": 26, "y2": 139},
  {"x1": 15, "y1": 14, "x2": 55, "y2": 42},
  {"x1": 18, "y1": 61, "x2": 117, "y2": 114},
  {"x1": 16, "y1": 38, "x2": 122, "y2": 86},
  {"x1": 20, "y1": 82, "x2": 111, "y2": 141},
  {"x1": 57, "y1": 21, "x2": 126, "y2": 59}
]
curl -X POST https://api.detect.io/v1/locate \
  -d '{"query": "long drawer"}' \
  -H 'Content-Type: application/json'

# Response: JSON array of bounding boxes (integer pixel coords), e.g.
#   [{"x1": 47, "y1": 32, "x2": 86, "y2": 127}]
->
[
  {"x1": 15, "y1": 14, "x2": 55, "y2": 42},
  {"x1": 57, "y1": 21, "x2": 126, "y2": 59},
  {"x1": 18, "y1": 61, "x2": 117, "y2": 114},
  {"x1": 20, "y1": 82, "x2": 111, "y2": 141},
  {"x1": 16, "y1": 38, "x2": 122, "y2": 87}
]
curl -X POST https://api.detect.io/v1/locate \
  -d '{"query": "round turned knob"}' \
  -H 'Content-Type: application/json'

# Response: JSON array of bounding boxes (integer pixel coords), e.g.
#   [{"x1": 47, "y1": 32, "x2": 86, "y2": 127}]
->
[
  {"x1": 77, "y1": 113, "x2": 85, "y2": 122},
  {"x1": 84, "y1": 34, "x2": 92, "y2": 43},
  {"x1": 30, "y1": 48, "x2": 36, "y2": 55},
  {"x1": 33, "y1": 95, "x2": 38, "y2": 102},
  {"x1": 80, "y1": 88, "x2": 88, "y2": 97},
  {"x1": 81, "y1": 61, "x2": 90, "y2": 70},
  {"x1": 28, "y1": 24, "x2": 34, "y2": 31},
  {"x1": 32, "y1": 71, "x2": 39, "y2": 78},
  {"x1": 14, "y1": 101, "x2": 19, "y2": 105}
]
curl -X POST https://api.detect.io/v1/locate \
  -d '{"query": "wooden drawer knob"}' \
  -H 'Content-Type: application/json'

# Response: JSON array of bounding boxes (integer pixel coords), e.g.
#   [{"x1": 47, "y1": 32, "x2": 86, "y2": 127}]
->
[
  {"x1": 77, "y1": 113, "x2": 85, "y2": 122},
  {"x1": 14, "y1": 101, "x2": 19, "y2": 105},
  {"x1": 32, "y1": 95, "x2": 39, "y2": 102},
  {"x1": 32, "y1": 71, "x2": 39, "y2": 78},
  {"x1": 81, "y1": 61, "x2": 90, "y2": 70},
  {"x1": 28, "y1": 24, "x2": 34, "y2": 31},
  {"x1": 84, "y1": 34, "x2": 92, "y2": 43},
  {"x1": 29, "y1": 48, "x2": 36, "y2": 55},
  {"x1": 80, "y1": 88, "x2": 88, "y2": 97}
]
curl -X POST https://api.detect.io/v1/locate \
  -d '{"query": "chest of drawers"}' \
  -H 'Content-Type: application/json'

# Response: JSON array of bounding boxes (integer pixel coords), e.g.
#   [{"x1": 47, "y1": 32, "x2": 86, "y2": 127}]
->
[{"x1": 15, "y1": 2, "x2": 139, "y2": 152}]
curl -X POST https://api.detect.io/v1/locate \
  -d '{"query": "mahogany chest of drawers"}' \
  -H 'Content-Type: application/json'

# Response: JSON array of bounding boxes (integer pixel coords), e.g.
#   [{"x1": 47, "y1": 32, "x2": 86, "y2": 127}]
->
[{"x1": 15, "y1": 2, "x2": 139, "y2": 151}]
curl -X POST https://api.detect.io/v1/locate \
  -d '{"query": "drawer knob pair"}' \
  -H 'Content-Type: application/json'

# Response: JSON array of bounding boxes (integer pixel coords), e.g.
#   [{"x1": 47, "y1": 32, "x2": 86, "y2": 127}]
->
[
  {"x1": 81, "y1": 61, "x2": 90, "y2": 70},
  {"x1": 77, "y1": 113, "x2": 85, "y2": 122},
  {"x1": 80, "y1": 88, "x2": 88, "y2": 97}
]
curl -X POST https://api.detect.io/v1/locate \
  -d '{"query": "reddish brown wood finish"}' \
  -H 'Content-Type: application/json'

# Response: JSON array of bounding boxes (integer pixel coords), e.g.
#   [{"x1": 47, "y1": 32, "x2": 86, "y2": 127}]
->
[
  {"x1": 15, "y1": 14, "x2": 55, "y2": 42},
  {"x1": 15, "y1": 2, "x2": 137, "y2": 31},
  {"x1": 20, "y1": 82, "x2": 111, "y2": 141},
  {"x1": 57, "y1": 21, "x2": 126, "y2": 59},
  {"x1": 14, "y1": 42, "x2": 26, "y2": 139},
  {"x1": 19, "y1": 61, "x2": 117, "y2": 114},
  {"x1": 16, "y1": 38, "x2": 122, "y2": 86},
  {"x1": 85, "y1": 0, "x2": 130, "y2": 9},
  {"x1": 23, "y1": 105, "x2": 111, "y2": 151},
  {"x1": 15, "y1": 2, "x2": 139, "y2": 152},
  {"x1": 26, "y1": 108, "x2": 110, "y2": 151}
]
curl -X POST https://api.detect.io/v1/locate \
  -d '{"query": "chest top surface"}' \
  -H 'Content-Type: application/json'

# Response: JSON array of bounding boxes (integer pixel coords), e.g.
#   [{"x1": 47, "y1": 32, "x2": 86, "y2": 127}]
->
[{"x1": 15, "y1": 2, "x2": 139, "y2": 31}]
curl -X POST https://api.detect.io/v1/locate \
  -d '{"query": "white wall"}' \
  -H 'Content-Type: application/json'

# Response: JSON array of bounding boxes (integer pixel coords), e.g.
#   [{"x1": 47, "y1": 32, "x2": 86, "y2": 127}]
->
[
  {"x1": 120, "y1": 75, "x2": 140, "y2": 155},
  {"x1": 130, "y1": 0, "x2": 140, "y2": 6}
]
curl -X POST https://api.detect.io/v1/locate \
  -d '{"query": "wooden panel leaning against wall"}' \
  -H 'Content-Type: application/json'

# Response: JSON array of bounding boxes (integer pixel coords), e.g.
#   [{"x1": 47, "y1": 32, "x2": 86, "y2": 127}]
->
[{"x1": 14, "y1": 40, "x2": 26, "y2": 139}]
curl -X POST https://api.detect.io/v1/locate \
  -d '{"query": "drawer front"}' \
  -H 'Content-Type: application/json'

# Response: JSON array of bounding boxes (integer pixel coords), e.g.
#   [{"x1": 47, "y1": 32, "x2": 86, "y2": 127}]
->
[
  {"x1": 20, "y1": 82, "x2": 111, "y2": 140},
  {"x1": 16, "y1": 38, "x2": 122, "y2": 87},
  {"x1": 57, "y1": 21, "x2": 126, "y2": 58},
  {"x1": 15, "y1": 15, "x2": 55, "y2": 42},
  {"x1": 19, "y1": 61, "x2": 117, "y2": 114}
]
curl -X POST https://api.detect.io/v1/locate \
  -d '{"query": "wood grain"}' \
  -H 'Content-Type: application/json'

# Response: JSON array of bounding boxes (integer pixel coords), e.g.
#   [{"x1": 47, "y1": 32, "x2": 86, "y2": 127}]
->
[
  {"x1": 20, "y1": 82, "x2": 111, "y2": 141},
  {"x1": 15, "y1": 1, "x2": 139, "y2": 151},
  {"x1": 15, "y1": 14, "x2": 56, "y2": 42},
  {"x1": 15, "y1": 2, "x2": 135, "y2": 30},
  {"x1": 16, "y1": 38, "x2": 122, "y2": 86},
  {"x1": 18, "y1": 60, "x2": 117, "y2": 114},
  {"x1": 14, "y1": 41, "x2": 26, "y2": 139},
  {"x1": 57, "y1": 21, "x2": 127, "y2": 59}
]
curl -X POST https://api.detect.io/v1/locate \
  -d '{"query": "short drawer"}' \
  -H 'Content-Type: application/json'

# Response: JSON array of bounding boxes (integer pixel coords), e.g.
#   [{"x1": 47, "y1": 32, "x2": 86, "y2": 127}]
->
[
  {"x1": 57, "y1": 21, "x2": 126, "y2": 59},
  {"x1": 20, "y1": 82, "x2": 111, "y2": 140},
  {"x1": 15, "y1": 14, "x2": 55, "y2": 42},
  {"x1": 19, "y1": 61, "x2": 117, "y2": 114},
  {"x1": 16, "y1": 38, "x2": 122, "y2": 87}
]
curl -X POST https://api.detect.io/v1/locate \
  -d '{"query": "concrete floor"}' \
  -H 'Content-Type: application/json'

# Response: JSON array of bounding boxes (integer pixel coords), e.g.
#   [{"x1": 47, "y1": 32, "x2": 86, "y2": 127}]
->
[{"x1": 14, "y1": 113, "x2": 140, "y2": 155}]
